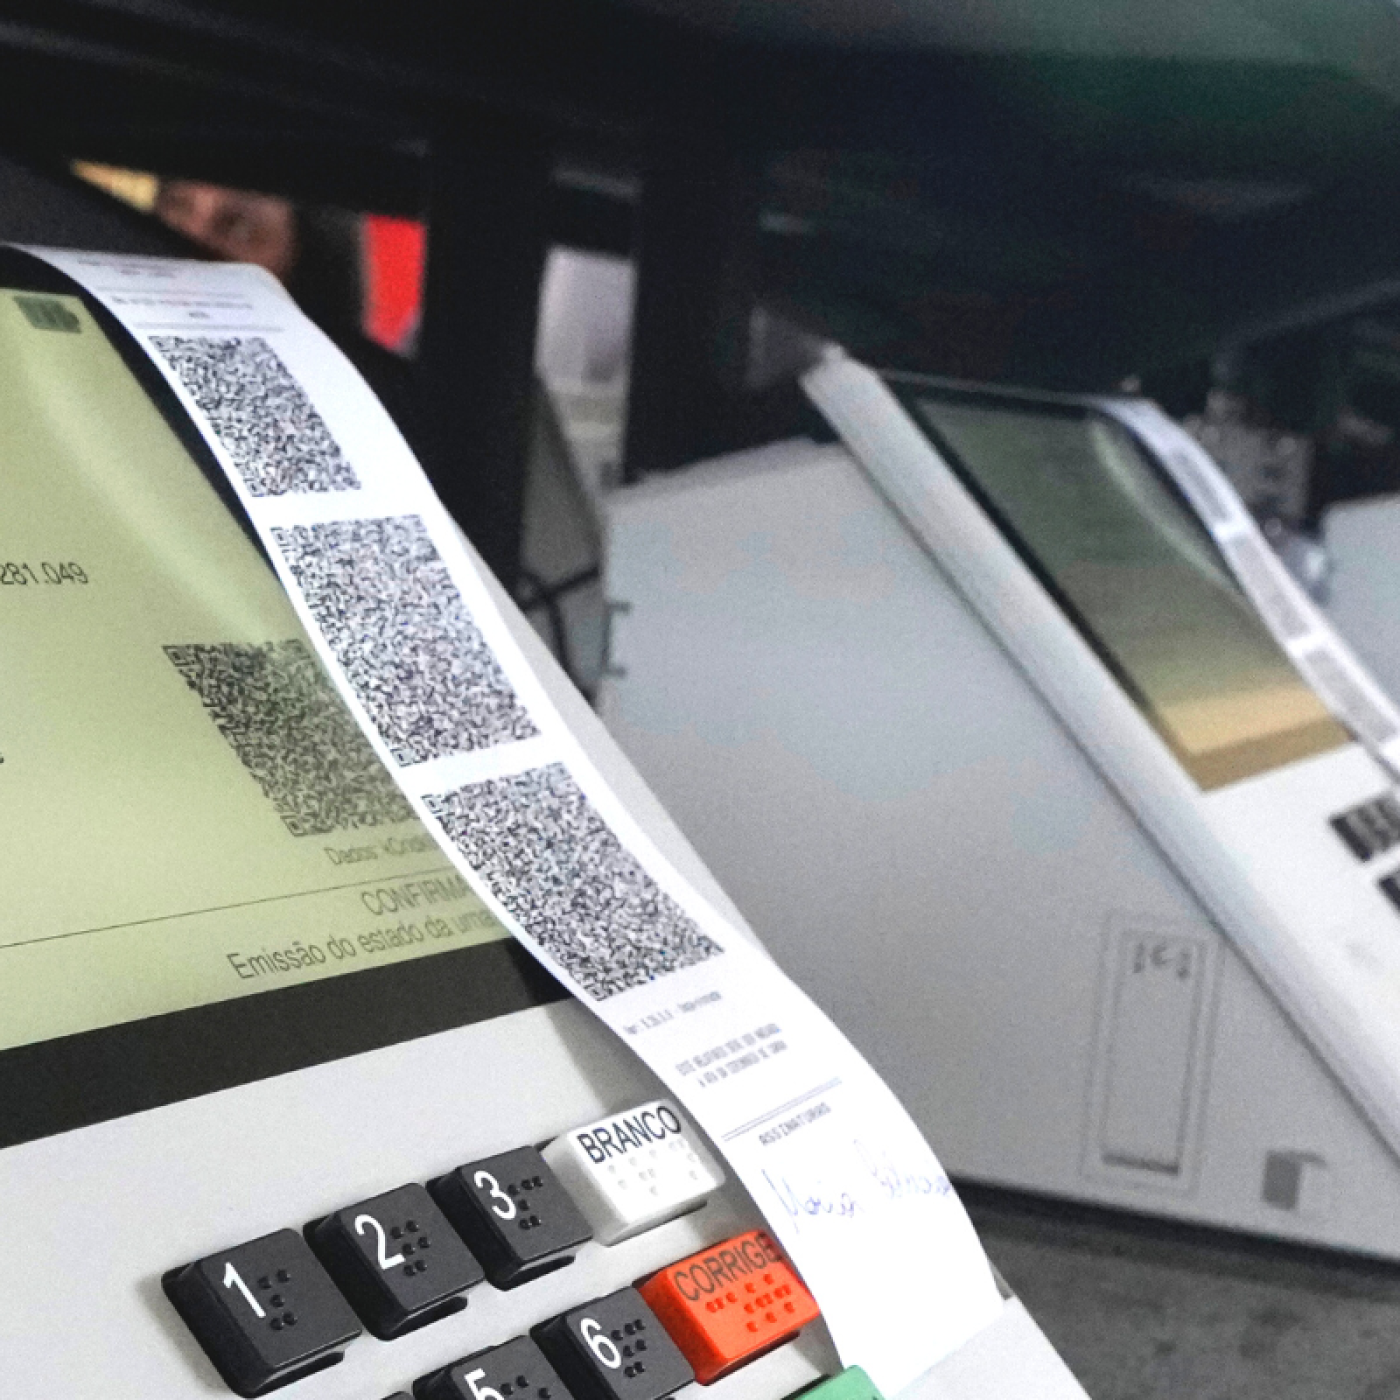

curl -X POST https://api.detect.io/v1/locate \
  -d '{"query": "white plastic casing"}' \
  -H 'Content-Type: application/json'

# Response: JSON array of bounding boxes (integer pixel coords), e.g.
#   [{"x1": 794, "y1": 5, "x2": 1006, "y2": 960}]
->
[
  {"x1": 543, "y1": 1098, "x2": 726, "y2": 1244},
  {"x1": 596, "y1": 415, "x2": 1400, "y2": 1259},
  {"x1": 0, "y1": 326, "x2": 1091, "y2": 1400}
]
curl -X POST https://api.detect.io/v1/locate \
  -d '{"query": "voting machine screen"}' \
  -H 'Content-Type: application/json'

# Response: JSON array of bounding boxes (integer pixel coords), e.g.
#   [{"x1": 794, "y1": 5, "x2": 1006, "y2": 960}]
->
[{"x1": 0, "y1": 258, "x2": 1089, "y2": 1400}]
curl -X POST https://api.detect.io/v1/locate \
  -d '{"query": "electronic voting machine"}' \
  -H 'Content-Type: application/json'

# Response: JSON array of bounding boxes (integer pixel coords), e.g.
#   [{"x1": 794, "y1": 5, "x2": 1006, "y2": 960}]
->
[
  {"x1": 1322, "y1": 494, "x2": 1400, "y2": 708},
  {"x1": 0, "y1": 253, "x2": 1087, "y2": 1400},
  {"x1": 601, "y1": 354, "x2": 1400, "y2": 1258}
]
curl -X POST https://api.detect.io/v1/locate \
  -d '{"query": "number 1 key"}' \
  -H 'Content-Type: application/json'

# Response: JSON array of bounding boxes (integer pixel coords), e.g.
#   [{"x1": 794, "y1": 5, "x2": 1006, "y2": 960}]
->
[{"x1": 165, "y1": 1229, "x2": 360, "y2": 1395}]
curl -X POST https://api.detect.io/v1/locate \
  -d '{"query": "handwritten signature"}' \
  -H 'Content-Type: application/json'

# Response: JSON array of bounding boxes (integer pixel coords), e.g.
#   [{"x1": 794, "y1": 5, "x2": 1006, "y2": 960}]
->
[
  {"x1": 762, "y1": 1168, "x2": 859, "y2": 1231},
  {"x1": 855, "y1": 1139, "x2": 952, "y2": 1202},
  {"x1": 761, "y1": 1142, "x2": 952, "y2": 1232}
]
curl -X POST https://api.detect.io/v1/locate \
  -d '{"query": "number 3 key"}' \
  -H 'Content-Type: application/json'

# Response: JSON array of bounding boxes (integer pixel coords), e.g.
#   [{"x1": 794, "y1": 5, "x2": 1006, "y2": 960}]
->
[{"x1": 431, "y1": 1146, "x2": 592, "y2": 1289}]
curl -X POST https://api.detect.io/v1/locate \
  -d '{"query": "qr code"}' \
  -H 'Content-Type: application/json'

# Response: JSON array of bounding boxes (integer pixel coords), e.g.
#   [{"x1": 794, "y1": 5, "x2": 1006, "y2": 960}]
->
[
  {"x1": 165, "y1": 639, "x2": 415, "y2": 836},
  {"x1": 425, "y1": 763, "x2": 722, "y2": 999},
  {"x1": 151, "y1": 335, "x2": 359, "y2": 496},
  {"x1": 271, "y1": 516, "x2": 537, "y2": 765}
]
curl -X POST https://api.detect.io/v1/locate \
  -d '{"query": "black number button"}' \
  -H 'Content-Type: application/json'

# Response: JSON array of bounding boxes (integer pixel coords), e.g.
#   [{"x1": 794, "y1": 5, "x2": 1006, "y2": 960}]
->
[
  {"x1": 1332, "y1": 809, "x2": 1376, "y2": 860},
  {"x1": 1379, "y1": 872, "x2": 1400, "y2": 912},
  {"x1": 431, "y1": 1147, "x2": 593, "y2": 1288},
  {"x1": 307, "y1": 1183, "x2": 484, "y2": 1339},
  {"x1": 418, "y1": 1334, "x2": 571, "y2": 1400},
  {"x1": 533, "y1": 1288, "x2": 693, "y2": 1400},
  {"x1": 1332, "y1": 795, "x2": 1400, "y2": 861},
  {"x1": 164, "y1": 1228, "x2": 360, "y2": 1396}
]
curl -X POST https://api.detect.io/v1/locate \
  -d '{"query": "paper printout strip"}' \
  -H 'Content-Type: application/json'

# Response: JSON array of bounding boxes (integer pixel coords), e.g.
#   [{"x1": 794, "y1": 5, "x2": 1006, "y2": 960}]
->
[
  {"x1": 1095, "y1": 396, "x2": 1400, "y2": 777},
  {"x1": 26, "y1": 247, "x2": 1002, "y2": 1396}
]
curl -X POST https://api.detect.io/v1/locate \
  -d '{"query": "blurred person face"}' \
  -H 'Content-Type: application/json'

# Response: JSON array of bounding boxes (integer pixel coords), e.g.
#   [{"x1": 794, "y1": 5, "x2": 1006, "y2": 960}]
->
[{"x1": 154, "y1": 181, "x2": 298, "y2": 281}]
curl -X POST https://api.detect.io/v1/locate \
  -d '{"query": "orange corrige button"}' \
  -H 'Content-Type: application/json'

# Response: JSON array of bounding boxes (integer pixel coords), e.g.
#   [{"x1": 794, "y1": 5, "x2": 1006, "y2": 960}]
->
[{"x1": 638, "y1": 1229, "x2": 820, "y2": 1383}]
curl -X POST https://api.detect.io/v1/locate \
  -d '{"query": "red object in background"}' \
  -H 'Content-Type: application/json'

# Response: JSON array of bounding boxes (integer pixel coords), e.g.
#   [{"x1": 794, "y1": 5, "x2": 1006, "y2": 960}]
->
[{"x1": 363, "y1": 214, "x2": 426, "y2": 353}]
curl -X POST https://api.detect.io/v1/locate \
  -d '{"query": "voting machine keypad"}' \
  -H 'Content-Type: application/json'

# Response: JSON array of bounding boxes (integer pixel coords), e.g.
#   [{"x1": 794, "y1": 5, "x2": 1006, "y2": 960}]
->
[
  {"x1": 1331, "y1": 793, "x2": 1400, "y2": 861},
  {"x1": 542, "y1": 1099, "x2": 725, "y2": 1245},
  {"x1": 431, "y1": 1147, "x2": 593, "y2": 1288},
  {"x1": 308, "y1": 1184, "x2": 485, "y2": 1338},
  {"x1": 534, "y1": 1286, "x2": 695, "y2": 1400},
  {"x1": 637, "y1": 1230, "x2": 820, "y2": 1383},
  {"x1": 160, "y1": 1101, "x2": 828, "y2": 1399},
  {"x1": 417, "y1": 1334, "x2": 570, "y2": 1400},
  {"x1": 164, "y1": 1228, "x2": 361, "y2": 1396}
]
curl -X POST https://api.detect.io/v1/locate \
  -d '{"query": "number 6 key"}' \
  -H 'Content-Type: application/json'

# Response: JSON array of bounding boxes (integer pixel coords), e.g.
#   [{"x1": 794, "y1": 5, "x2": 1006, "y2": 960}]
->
[{"x1": 533, "y1": 1287, "x2": 694, "y2": 1400}]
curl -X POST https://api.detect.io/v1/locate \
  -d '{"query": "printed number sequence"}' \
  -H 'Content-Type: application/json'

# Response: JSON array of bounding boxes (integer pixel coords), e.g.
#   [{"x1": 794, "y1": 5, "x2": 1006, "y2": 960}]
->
[{"x1": 0, "y1": 561, "x2": 88, "y2": 585}]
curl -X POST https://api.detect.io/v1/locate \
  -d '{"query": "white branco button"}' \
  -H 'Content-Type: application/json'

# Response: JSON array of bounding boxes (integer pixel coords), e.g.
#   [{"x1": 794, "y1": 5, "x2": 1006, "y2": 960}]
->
[{"x1": 542, "y1": 1098, "x2": 725, "y2": 1244}]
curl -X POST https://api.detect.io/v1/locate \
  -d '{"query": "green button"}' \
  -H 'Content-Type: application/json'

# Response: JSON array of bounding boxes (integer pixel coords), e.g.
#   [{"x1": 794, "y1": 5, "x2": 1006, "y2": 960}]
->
[{"x1": 791, "y1": 1367, "x2": 884, "y2": 1400}]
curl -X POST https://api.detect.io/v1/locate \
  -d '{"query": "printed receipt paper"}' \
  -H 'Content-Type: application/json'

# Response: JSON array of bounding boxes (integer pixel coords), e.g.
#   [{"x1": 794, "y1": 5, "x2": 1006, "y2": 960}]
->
[
  {"x1": 1096, "y1": 395, "x2": 1400, "y2": 779},
  {"x1": 33, "y1": 249, "x2": 1002, "y2": 1393}
]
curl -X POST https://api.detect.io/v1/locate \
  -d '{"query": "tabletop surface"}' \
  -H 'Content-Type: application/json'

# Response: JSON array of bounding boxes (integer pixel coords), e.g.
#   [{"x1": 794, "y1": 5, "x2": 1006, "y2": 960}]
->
[{"x1": 968, "y1": 1187, "x2": 1400, "y2": 1399}]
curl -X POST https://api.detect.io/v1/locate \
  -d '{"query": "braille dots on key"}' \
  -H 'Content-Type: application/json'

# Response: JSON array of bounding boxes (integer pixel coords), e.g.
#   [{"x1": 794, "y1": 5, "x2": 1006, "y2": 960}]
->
[
  {"x1": 416, "y1": 1333, "x2": 571, "y2": 1400},
  {"x1": 164, "y1": 1229, "x2": 360, "y2": 1396},
  {"x1": 388, "y1": 1216, "x2": 432, "y2": 1278},
  {"x1": 430, "y1": 1147, "x2": 592, "y2": 1288},
  {"x1": 614, "y1": 1317, "x2": 650, "y2": 1380},
  {"x1": 533, "y1": 1286, "x2": 694, "y2": 1400},
  {"x1": 641, "y1": 1138, "x2": 709, "y2": 1199},
  {"x1": 510, "y1": 1173, "x2": 544, "y2": 1231},
  {"x1": 637, "y1": 1230, "x2": 821, "y2": 1383},
  {"x1": 696, "y1": 1267, "x2": 798, "y2": 1332},
  {"x1": 307, "y1": 1183, "x2": 484, "y2": 1339},
  {"x1": 541, "y1": 1100, "x2": 724, "y2": 1245},
  {"x1": 258, "y1": 1268, "x2": 298, "y2": 1331}
]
